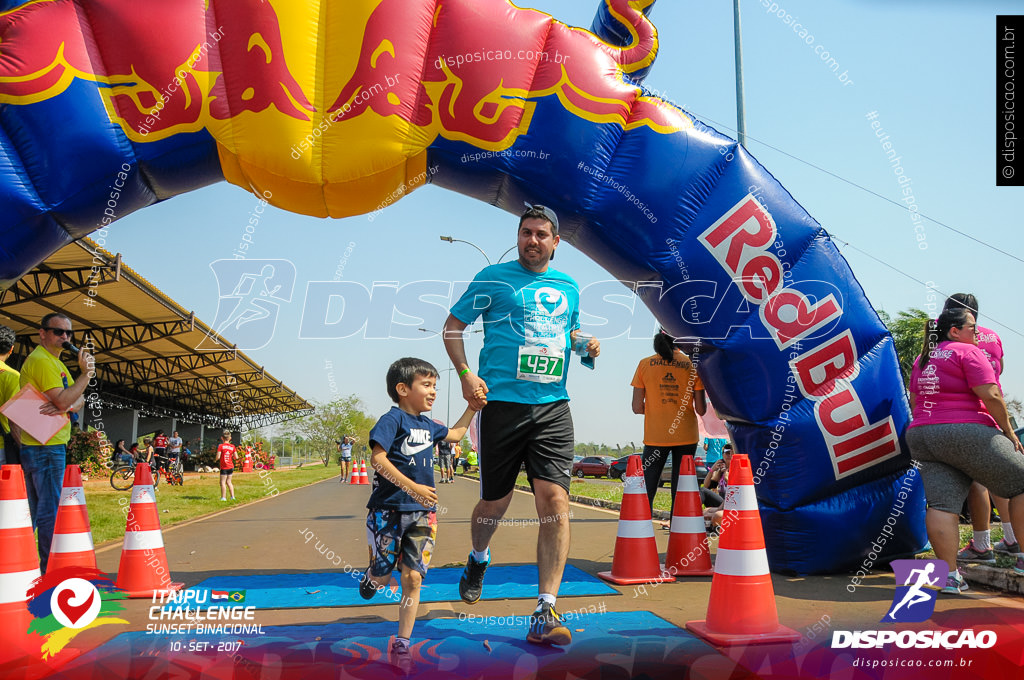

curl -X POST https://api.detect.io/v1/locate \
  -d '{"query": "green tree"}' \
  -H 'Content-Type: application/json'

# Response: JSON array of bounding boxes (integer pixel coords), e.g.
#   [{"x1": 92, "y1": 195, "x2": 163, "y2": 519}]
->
[
  {"x1": 878, "y1": 308, "x2": 931, "y2": 385},
  {"x1": 281, "y1": 395, "x2": 376, "y2": 465}
]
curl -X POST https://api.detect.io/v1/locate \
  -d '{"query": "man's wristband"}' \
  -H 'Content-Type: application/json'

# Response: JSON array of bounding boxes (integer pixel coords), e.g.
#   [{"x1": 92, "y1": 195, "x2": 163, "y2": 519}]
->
[{"x1": 458, "y1": 368, "x2": 471, "y2": 378}]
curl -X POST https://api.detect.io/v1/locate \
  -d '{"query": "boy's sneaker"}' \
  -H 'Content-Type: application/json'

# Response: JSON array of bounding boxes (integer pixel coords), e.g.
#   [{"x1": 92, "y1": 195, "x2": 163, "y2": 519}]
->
[
  {"x1": 358, "y1": 570, "x2": 377, "y2": 600},
  {"x1": 956, "y1": 539, "x2": 995, "y2": 564},
  {"x1": 459, "y1": 553, "x2": 489, "y2": 604},
  {"x1": 994, "y1": 538, "x2": 1020, "y2": 554},
  {"x1": 942, "y1": 569, "x2": 969, "y2": 594},
  {"x1": 388, "y1": 638, "x2": 413, "y2": 675},
  {"x1": 526, "y1": 602, "x2": 572, "y2": 646},
  {"x1": 1014, "y1": 556, "x2": 1024, "y2": 576}
]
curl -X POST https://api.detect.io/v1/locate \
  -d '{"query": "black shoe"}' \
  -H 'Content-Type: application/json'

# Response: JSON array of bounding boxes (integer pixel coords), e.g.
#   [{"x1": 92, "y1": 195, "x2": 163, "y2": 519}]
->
[
  {"x1": 359, "y1": 570, "x2": 377, "y2": 600},
  {"x1": 459, "y1": 553, "x2": 489, "y2": 604},
  {"x1": 389, "y1": 638, "x2": 413, "y2": 675},
  {"x1": 527, "y1": 602, "x2": 572, "y2": 646}
]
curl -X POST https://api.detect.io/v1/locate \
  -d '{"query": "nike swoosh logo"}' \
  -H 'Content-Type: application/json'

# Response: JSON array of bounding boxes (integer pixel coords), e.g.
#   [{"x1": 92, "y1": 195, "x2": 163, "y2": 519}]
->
[{"x1": 401, "y1": 441, "x2": 435, "y2": 456}]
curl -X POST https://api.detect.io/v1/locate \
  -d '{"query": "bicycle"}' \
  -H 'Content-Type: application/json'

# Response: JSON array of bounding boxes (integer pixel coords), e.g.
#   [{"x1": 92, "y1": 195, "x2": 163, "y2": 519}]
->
[
  {"x1": 109, "y1": 458, "x2": 161, "y2": 491},
  {"x1": 165, "y1": 456, "x2": 184, "y2": 486}
]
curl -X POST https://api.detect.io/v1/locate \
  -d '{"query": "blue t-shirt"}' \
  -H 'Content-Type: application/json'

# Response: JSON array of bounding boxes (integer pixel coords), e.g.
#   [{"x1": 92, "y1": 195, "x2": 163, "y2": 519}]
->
[
  {"x1": 367, "y1": 407, "x2": 449, "y2": 511},
  {"x1": 340, "y1": 442, "x2": 353, "y2": 459},
  {"x1": 450, "y1": 261, "x2": 580, "y2": 404},
  {"x1": 704, "y1": 437, "x2": 727, "y2": 464}
]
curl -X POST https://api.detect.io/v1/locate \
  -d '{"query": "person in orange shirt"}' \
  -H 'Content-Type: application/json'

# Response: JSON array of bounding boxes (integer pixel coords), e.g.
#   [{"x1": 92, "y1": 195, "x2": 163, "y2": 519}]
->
[{"x1": 631, "y1": 330, "x2": 707, "y2": 515}]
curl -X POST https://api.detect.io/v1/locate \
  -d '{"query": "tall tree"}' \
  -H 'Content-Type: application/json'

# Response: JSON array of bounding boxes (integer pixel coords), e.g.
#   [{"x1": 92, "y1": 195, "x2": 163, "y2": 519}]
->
[
  {"x1": 878, "y1": 308, "x2": 931, "y2": 385},
  {"x1": 283, "y1": 395, "x2": 376, "y2": 464}
]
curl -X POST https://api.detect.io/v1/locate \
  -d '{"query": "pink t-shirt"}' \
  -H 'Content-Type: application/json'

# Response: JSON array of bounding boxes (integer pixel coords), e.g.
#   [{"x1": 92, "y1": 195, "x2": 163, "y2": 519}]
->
[
  {"x1": 976, "y1": 326, "x2": 1004, "y2": 387},
  {"x1": 909, "y1": 340, "x2": 998, "y2": 428}
]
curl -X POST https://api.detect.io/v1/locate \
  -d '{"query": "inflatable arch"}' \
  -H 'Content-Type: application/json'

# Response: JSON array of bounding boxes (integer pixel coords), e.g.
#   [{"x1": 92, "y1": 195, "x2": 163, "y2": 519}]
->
[{"x1": 0, "y1": 0, "x2": 925, "y2": 573}]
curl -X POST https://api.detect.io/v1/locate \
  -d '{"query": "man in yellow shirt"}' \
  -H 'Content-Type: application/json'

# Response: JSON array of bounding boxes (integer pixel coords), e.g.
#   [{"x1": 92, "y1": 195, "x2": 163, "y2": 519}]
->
[
  {"x1": 0, "y1": 325, "x2": 22, "y2": 465},
  {"x1": 19, "y1": 313, "x2": 92, "y2": 572}
]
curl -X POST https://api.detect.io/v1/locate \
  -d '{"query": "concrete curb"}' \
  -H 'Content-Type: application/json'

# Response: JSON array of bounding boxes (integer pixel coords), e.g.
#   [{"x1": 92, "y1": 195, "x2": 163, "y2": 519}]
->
[{"x1": 960, "y1": 562, "x2": 1024, "y2": 595}]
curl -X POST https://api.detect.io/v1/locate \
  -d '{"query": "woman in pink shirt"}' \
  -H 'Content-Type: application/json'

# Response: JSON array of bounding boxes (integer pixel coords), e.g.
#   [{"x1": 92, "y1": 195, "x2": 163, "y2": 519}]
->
[
  {"x1": 943, "y1": 294, "x2": 1016, "y2": 564},
  {"x1": 907, "y1": 307, "x2": 1024, "y2": 594}
]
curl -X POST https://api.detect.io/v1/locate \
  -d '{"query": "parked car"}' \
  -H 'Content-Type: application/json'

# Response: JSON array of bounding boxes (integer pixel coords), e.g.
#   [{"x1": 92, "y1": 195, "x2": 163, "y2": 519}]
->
[
  {"x1": 608, "y1": 452, "x2": 707, "y2": 483},
  {"x1": 571, "y1": 456, "x2": 614, "y2": 478}
]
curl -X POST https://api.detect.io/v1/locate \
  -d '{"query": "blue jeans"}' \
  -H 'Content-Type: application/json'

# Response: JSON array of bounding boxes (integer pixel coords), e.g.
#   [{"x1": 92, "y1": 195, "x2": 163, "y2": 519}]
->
[{"x1": 20, "y1": 444, "x2": 66, "y2": 572}]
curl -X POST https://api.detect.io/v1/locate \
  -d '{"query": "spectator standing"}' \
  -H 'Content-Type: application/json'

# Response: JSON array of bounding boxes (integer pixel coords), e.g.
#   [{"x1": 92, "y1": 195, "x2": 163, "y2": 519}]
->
[
  {"x1": 0, "y1": 325, "x2": 22, "y2": 465},
  {"x1": 217, "y1": 430, "x2": 237, "y2": 501},
  {"x1": 906, "y1": 308, "x2": 1024, "y2": 593},
  {"x1": 18, "y1": 313, "x2": 92, "y2": 571},
  {"x1": 631, "y1": 330, "x2": 707, "y2": 515}
]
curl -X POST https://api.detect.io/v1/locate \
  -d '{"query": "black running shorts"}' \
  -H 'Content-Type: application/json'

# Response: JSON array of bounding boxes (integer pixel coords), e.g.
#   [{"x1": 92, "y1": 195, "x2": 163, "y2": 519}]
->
[{"x1": 478, "y1": 400, "x2": 574, "y2": 501}]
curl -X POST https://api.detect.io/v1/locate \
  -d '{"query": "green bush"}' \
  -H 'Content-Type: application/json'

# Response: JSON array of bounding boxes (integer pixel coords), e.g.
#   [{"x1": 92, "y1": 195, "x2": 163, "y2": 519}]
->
[{"x1": 66, "y1": 429, "x2": 114, "y2": 477}]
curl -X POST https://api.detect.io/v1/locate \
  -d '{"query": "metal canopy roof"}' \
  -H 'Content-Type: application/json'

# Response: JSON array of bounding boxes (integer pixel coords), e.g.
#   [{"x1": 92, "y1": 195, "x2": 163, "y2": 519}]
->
[{"x1": 0, "y1": 238, "x2": 312, "y2": 429}]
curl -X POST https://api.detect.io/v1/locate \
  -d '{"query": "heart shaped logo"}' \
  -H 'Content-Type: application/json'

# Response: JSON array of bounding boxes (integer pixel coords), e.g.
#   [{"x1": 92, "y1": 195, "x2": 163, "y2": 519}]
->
[{"x1": 50, "y1": 579, "x2": 101, "y2": 629}]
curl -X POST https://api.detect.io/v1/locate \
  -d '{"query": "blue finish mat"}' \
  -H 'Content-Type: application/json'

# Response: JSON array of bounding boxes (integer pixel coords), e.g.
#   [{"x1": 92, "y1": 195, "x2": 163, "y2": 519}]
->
[{"x1": 170, "y1": 564, "x2": 619, "y2": 610}]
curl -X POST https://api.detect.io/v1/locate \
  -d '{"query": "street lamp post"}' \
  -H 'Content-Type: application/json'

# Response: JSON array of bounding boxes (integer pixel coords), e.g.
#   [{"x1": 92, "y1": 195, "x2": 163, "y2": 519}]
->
[{"x1": 440, "y1": 235, "x2": 516, "y2": 264}]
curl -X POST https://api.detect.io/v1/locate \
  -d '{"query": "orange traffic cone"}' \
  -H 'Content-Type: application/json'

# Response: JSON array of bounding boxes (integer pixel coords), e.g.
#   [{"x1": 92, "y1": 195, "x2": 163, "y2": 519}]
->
[
  {"x1": 358, "y1": 460, "x2": 370, "y2": 485},
  {"x1": 115, "y1": 464, "x2": 183, "y2": 598},
  {"x1": 664, "y1": 456, "x2": 714, "y2": 577},
  {"x1": 598, "y1": 455, "x2": 674, "y2": 585},
  {"x1": 349, "y1": 463, "x2": 360, "y2": 485},
  {"x1": 47, "y1": 465, "x2": 97, "y2": 572},
  {"x1": 686, "y1": 454, "x2": 799, "y2": 645},
  {"x1": 0, "y1": 465, "x2": 43, "y2": 664}
]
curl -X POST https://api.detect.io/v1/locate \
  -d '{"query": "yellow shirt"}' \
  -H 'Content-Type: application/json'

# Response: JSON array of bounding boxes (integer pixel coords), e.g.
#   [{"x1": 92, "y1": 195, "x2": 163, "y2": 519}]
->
[
  {"x1": 0, "y1": 360, "x2": 20, "y2": 434},
  {"x1": 19, "y1": 345, "x2": 74, "y2": 446},
  {"x1": 631, "y1": 353, "x2": 704, "y2": 446}
]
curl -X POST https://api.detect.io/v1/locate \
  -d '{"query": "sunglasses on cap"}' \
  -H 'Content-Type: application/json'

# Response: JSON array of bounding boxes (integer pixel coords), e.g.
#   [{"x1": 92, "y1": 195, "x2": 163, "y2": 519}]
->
[{"x1": 522, "y1": 203, "x2": 559, "y2": 234}]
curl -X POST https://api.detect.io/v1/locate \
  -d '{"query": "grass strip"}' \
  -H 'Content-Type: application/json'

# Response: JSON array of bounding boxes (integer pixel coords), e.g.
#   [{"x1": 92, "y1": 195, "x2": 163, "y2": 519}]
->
[{"x1": 83, "y1": 464, "x2": 340, "y2": 545}]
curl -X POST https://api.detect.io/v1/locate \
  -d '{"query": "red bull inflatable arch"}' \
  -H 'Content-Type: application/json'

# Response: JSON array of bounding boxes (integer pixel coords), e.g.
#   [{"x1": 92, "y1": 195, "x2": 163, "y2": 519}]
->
[{"x1": 0, "y1": 0, "x2": 925, "y2": 573}]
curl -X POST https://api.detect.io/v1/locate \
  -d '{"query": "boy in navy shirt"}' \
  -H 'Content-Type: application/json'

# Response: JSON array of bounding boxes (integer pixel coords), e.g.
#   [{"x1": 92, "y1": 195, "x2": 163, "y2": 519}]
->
[{"x1": 361, "y1": 357, "x2": 480, "y2": 672}]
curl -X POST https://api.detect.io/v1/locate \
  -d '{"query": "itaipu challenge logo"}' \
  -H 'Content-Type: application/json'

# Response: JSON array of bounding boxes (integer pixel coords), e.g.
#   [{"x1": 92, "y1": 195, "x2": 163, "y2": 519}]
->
[{"x1": 25, "y1": 567, "x2": 127, "y2": 659}]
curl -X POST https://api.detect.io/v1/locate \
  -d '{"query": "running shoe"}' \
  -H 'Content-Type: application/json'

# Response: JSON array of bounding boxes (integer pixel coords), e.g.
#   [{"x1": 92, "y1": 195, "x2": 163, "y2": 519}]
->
[
  {"x1": 956, "y1": 539, "x2": 995, "y2": 565},
  {"x1": 1014, "y1": 556, "x2": 1024, "y2": 576},
  {"x1": 526, "y1": 602, "x2": 572, "y2": 646},
  {"x1": 941, "y1": 569, "x2": 969, "y2": 594},
  {"x1": 389, "y1": 638, "x2": 413, "y2": 675},
  {"x1": 459, "y1": 552, "x2": 489, "y2": 604},
  {"x1": 359, "y1": 570, "x2": 377, "y2": 600},
  {"x1": 994, "y1": 538, "x2": 1020, "y2": 554}
]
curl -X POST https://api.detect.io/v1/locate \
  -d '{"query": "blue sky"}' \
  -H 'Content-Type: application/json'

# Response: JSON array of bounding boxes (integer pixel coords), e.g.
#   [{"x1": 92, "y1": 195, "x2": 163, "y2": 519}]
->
[{"x1": 106, "y1": 0, "x2": 1023, "y2": 443}]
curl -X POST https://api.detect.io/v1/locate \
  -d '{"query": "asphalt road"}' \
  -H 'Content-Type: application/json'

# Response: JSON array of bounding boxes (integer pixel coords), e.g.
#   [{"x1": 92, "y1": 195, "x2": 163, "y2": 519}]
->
[{"x1": 54, "y1": 473, "x2": 1024, "y2": 678}]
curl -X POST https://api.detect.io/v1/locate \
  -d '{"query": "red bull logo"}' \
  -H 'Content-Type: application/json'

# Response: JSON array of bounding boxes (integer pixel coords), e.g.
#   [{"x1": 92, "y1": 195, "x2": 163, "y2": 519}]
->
[
  {"x1": 328, "y1": 0, "x2": 686, "y2": 149},
  {"x1": 0, "y1": 0, "x2": 312, "y2": 140}
]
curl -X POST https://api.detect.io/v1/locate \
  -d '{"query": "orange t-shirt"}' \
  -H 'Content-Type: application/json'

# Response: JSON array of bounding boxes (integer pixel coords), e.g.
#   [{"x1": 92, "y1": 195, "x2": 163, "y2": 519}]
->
[{"x1": 631, "y1": 353, "x2": 703, "y2": 446}]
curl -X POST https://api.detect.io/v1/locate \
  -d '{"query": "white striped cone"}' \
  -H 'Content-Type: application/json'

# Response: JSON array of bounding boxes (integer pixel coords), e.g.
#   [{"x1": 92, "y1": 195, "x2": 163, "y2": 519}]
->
[
  {"x1": 664, "y1": 456, "x2": 714, "y2": 577},
  {"x1": 686, "y1": 454, "x2": 799, "y2": 645},
  {"x1": 358, "y1": 460, "x2": 370, "y2": 485},
  {"x1": 0, "y1": 465, "x2": 42, "y2": 664},
  {"x1": 115, "y1": 464, "x2": 183, "y2": 598},
  {"x1": 47, "y1": 465, "x2": 97, "y2": 572},
  {"x1": 598, "y1": 454, "x2": 673, "y2": 585}
]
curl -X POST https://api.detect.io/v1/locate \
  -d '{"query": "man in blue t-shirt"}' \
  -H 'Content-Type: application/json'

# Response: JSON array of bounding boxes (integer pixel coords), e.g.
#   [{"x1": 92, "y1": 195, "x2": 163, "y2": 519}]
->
[
  {"x1": 443, "y1": 205, "x2": 600, "y2": 647},
  {"x1": 360, "y1": 357, "x2": 477, "y2": 671}
]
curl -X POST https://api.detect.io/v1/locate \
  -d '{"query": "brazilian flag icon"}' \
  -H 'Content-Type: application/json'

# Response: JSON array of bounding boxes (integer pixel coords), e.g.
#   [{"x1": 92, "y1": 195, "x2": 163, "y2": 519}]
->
[{"x1": 228, "y1": 591, "x2": 246, "y2": 603}]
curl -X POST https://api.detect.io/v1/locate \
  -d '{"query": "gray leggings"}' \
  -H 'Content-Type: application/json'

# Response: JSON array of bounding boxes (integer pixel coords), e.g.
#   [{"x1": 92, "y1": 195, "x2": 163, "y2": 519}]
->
[{"x1": 906, "y1": 423, "x2": 1024, "y2": 514}]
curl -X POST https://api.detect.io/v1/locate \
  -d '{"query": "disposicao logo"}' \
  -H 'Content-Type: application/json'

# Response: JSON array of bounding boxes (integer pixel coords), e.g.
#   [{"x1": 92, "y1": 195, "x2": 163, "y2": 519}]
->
[
  {"x1": 25, "y1": 567, "x2": 127, "y2": 659},
  {"x1": 831, "y1": 559, "x2": 997, "y2": 650},
  {"x1": 883, "y1": 559, "x2": 946, "y2": 623}
]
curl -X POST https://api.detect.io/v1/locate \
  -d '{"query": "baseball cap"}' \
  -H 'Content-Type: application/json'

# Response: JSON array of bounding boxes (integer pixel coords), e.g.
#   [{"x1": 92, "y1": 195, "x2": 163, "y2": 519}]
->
[{"x1": 522, "y1": 203, "x2": 559, "y2": 234}]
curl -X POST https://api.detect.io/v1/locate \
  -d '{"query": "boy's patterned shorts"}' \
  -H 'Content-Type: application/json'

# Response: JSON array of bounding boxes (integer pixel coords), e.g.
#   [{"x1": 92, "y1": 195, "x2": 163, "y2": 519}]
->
[{"x1": 365, "y1": 509, "x2": 437, "y2": 577}]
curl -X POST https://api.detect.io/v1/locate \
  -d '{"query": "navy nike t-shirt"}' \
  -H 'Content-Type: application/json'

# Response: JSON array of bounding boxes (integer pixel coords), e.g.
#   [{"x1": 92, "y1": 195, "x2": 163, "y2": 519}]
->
[{"x1": 367, "y1": 407, "x2": 449, "y2": 511}]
